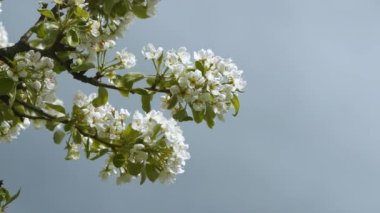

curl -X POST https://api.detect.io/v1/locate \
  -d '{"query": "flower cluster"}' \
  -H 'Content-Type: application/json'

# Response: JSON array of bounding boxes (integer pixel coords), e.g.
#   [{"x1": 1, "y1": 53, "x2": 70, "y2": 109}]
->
[
  {"x1": 115, "y1": 49, "x2": 136, "y2": 69},
  {"x1": 73, "y1": 91, "x2": 130, "y2": 141},
  {"x1": 99, "y1": 110, "x2": 190, "y2": 184},
  {"x1": 72, "y1": 91, "x2": 190, "y2": 184},
  {"x1": 4, "y1": 51, "x2": 60, "y2": 111},
  {"x1": 143, "y1": 44, "x2": 246, "y2": 122},
  {"x1": 131, "y1": 110, "x2": 190, "y2": 184},
  {"x1": 0, "y1": 118, "x2": 30, "y2": 143}
]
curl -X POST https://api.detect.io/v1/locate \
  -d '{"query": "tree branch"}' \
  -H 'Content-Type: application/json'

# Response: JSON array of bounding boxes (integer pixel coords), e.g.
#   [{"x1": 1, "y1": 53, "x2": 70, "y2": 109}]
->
[{"x1": 14, "y1": 99, "x2": 121, "y2": 149}]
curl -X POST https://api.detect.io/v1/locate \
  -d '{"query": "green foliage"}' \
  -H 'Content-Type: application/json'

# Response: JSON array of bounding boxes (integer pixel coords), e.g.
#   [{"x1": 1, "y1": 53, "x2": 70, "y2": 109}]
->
[
  {"x1": 145, "y1": 164, "x2": 160, "y2": 182},
  {"x1": 191, "y1": 106, "x2": 204, "y2": 124},
  {"x1": 0, "y1": 1, "x2": 245, "y2": 209},
  {"x1": 92, "y1": 87, "x2": 108, "y2": 107},
  {"x1": 113, "y1": 154, "x2": 126, "y2": 168},
  {"x1": 0, "y1": 184, "x2": 21, "y2": 212},
  {"x1": 141, "y1": 93, "x2": 153, "y2": 113},
  {"x1": 0, "y1": 78, "x2": 14, "y2": 96},
  {"x1": 232, "y1": 95, "x2": 240, "y2": 116},
  {"x1": 38, "y1": 9, "x2": 56, "y2": 20}
]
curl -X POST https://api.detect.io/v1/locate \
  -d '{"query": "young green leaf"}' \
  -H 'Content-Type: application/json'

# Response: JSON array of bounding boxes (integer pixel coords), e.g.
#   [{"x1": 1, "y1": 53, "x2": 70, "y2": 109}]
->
[
  {"x1": 132, "y1": 4, "x2": 149, "y2": 19},
  {"x1": 90, "y1": 149, "x2": 109, "y2": 161},
  {"x1": 92, "y1": 87, "x2": 108, "y2": 107},
  {"x1": 74, "y1": 6, "x2": 89, "y2": 19},
  {"x1": 123, "y1": 72, "x2": 145, "y2": 84},
  {"x1": 0, "y1": 78, "x2": 15, "y2": 96},
  {"x1": 45, "y1": 103, "x2": 66, "y2": 114},
  {"x1": 205, "y1": 105, "x2": 216, "y2": 128},
  {"x1": 38, "y1": 9, "x2": 56, "y2": 20},
  {"x1": 113, "y1": 154, "x2": 126, "y2": 168},
  {"x1": 167, "y1": 95, "x2": 178, "y2": 109},
  {"x1": 141, "y1": 94, "x2": 153, "y2": 113},
  {"x1": 66, "y1": 29, "x2": 80, "y2": 47},
  {"x1": 3, "y1": 188, "x2": 21, "y2": 209},
  {"x1": 191, "y1": 106, "x2": 204, "y2": 123},
  {"x1": 131, "y1": 88, "x2": 148, "y2": 96},
  {"x1": 71, "y1": 62, "x2": 95, "y2": 72},
  {"x1": 53, "y1": 130, "x2": 65, "y2": 144},
  {"x1": 140, "y1": 169, "x2": 147, "y2": 185},
  {"x1": 231, "y1": 95, "x2": 240, "y2": 116},
  {"x1": 145, "y1": 164, "x2": 160, "y2": 182},
  {"x1": 195, "y1": 61, "x2": 204, "y2": 72},
  {"x1": 127, "y1": 161, "x2": 143, "y2": 176},
  {"x1": 173, "y1": 108, "x2": 192, "y2": 122}
]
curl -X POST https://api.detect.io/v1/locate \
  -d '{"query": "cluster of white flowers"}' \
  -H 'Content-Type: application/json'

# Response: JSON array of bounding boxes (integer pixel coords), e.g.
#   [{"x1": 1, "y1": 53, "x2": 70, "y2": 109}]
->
[
  {"x1": 94, "y1": 108, "x2": 190, "y2": 184},
  {"x1": 0, "y1": 2, "x2": 8, "y2": 48},
  {"x1": 142, "y1": 44, "x2": 246, "y2": 119},
  {"x1": 115, "y1": 49, "x2": 136, "y2": 69},
  {"x1": 4, "y1": 50, "x2": 60, "y2": 109},
  {"x1": 142, "y1": 43, "x2": 163, "y2": 60},
  {"x1": 131, "y1": 110, "x2": 190, "y2": 184},
  {"x1": 74, "y1": 91, "x2": 130, "y2": 141},
  {"x1": 0, "y1": 119, "x2": 30, "y2": 143}
]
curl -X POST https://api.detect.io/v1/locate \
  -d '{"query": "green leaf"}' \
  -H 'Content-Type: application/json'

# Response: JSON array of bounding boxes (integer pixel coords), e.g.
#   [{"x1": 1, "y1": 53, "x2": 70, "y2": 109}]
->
[
  {"x1": 32, "y1": 23, "x2": 46, "y2": 38},
  {"x1": 132, "y1": 4, "x2": 149, "y2": 19},
  {"x1": 71, "y1": 62, "x2": 95, "y2": 72},
  {"x1": 74, "y1": 6, "x2": 89, "y2": 19},
  {"x1": 0, "y1": 78, "x2": 15, "y2": 96},
  {"x1": 45, "y1": 103, "x2": 66, "y2": 114},
  {"x1": 121, "y1": 124, "x2": 141, "y2": 144},
  {"x1": 90, "y1": 149, "x2": 109, "y2": 160},
  {"x1": 64, "y1": 123, "x2": 73, "y2": 132},
  {"x1": 205, "y1": 105, "x2": 216, "y2": 128},
  {"x1": 140, "y1": 169, "x2": 147, "y2": 185},
  {"x1": 167, "y1": 95, "x2": 178, "y2": 109},
  {"x1": 195, "y1": 61, "x2": 204, "y2": 72},
  {"x1": 31, "y1": 22, "x2": 59, "y2": 49},
  {"x1": 156, "y1": 53, "x2": 164, "y2": 67},
  {"x1": 141, "y1": 94, "x2": 153, "y2": 113},
  {"x1": 73, "y1": 130, "x2": 82, "y2": 144},
  {"x1": 119, "y1": 89, "x2": 130, "y2": 97},
  {"x1": 3, "y1": 188, "x2": 21, "y2": 209},
  {"x1": 127, "y1": 161, "x2": 143, "y2": 176},
  {"x1": 123, "y1": 72, "x2": 145, "y2": 84},
  {"x1": 103, "y1": 0, "x2": 115, "y2": 15},
  {"x1": 145, "y1": 164, "x2": 159, "y2": 182},
  {"x1": 38, "y1": 9, "x2": 56, "y2": 20},
  {"x1": 92, "y1": 87, "x2": 108, "y2": 107},
  {"x1": 173, "y1": 108, "x2": 192, "y2": 122},
  {"x1": 66, "y1": 29, "x2": 80, "y2": 47},
  {"x1": 53, "y1": 130, "x2": 65, "y2": 144},
  {"x1": 113, "y1": 1, "x2": 129, "y2": 17},
  {"x1": 85, "y1": 138, "x2": 90, "y2": 159},
  {"x1": 113, "y1": 154, "x2": 126, "y2": 168},
  {"x1": 131, "y1": 88, "x2": 148, "y2": 96},
  {"x1": 45, "y1": 121, "x2": 59, "y2": 131},
  {"x1": 231, "y1": 95, "x2": 240, "y2": 116},
  {"x1": 191, "y1": 106, "x2": 204, "y2": 123},
  {"x1": 146, "y1": 76, "x2": 156, "y2": 86}
]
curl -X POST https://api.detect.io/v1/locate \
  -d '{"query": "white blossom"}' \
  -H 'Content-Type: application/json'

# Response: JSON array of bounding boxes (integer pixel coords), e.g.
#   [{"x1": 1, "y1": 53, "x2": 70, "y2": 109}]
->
[
  {"x1": 116, "y1": 49, "x2": 136, "y2": 69},
  {"x1": 142, "y1": 43, "x2": 163, "y2": 60},
  {"x1": 154, "y1": 46, "x2": 246, "y2": 118},
  {"x1": 130, "y1": 110, "x2": 190, "y2": 184},
  {"x1": 0, "y1": 119, "x2": 30, "y2": 143},
  {"x1": 90, "y1": 20, "x2": 101, "y2": 37},
  {"x1": 74, "y1": 91, "x2": 130, "y2": 141}
]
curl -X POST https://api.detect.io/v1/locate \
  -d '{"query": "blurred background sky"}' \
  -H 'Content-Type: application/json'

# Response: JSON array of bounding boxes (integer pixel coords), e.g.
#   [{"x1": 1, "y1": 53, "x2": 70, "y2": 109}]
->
[{"x1": 1, "y1": 0, "x2": 380, "y2": 212}]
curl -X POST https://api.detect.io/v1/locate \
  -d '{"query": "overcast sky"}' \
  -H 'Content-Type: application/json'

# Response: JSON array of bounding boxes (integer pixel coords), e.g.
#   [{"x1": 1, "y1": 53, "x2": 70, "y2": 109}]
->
[{"x1": 2, "y1": 0, "x2": 380, "y2": 212}]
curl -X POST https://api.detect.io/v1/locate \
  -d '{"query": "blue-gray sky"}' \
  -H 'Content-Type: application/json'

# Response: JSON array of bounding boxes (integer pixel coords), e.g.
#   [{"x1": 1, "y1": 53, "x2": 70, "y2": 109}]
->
[{"x1": 2, "y1": 0, "x2": 380, "y2": 212}]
